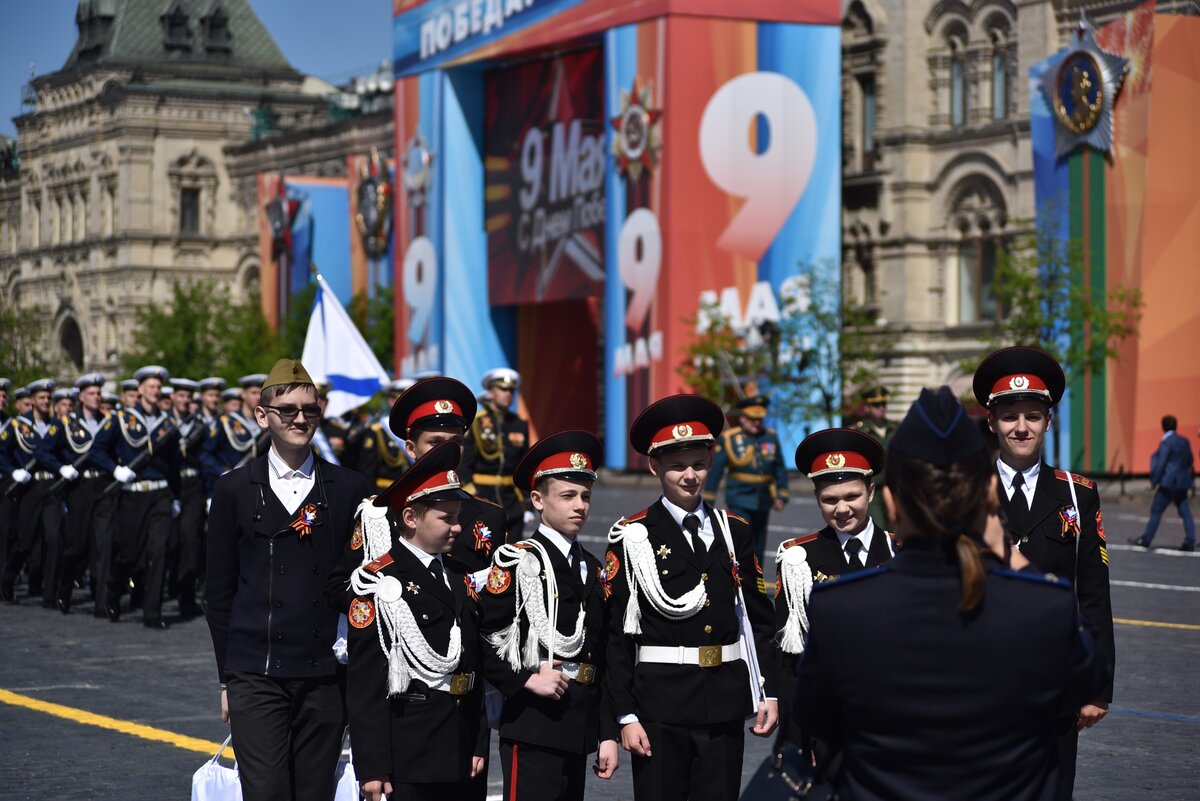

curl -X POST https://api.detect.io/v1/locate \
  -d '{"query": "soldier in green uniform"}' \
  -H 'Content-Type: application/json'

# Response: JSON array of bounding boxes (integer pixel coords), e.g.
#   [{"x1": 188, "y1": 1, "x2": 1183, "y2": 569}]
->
[
  {"x1": 460, "y1": 368, "x2": 530, "y2": 541},
  {"x1": 703, "y1": 395, "x2": 789, "y2": 567},
  {"x1": 852, "y1": 386, "x2": 897, "y2": 528}
]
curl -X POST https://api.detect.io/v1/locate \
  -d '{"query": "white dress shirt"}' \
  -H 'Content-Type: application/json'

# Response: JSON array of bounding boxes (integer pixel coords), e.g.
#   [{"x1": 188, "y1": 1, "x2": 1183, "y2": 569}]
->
[
  {"x1": 398, "y1": 536, "x2": 451, "y2": 590},
  {"x1": 996, "y1": 458, "x2": 1039, "y2": 506},
  {"x1": 538, "y1": 524, "x2": 588, "y2": 583},
  {"x1": 659, "y1": 496, "x2": 715, "y2": 551},
  {"x1": 267, "y1": 446, "x2": 315, "y2": 515},
  {"x1": 836, "y1": 518, "x2": 879, "y2": 568}
]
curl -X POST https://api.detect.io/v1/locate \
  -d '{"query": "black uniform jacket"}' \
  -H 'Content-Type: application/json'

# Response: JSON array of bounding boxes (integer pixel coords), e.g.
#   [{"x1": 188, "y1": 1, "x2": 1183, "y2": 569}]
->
[
  {"x1": 205, "y1": 454, "x2": 368, "y2": 682},
  {"x1": 346, "y1": 544, "x2": 488, "y2": 784},
  {"x1": 351, "y1": 421, "x2": 410, "y2": 492},
  {"x1": 797, "y1": 544, "x2": 1109, "y2": 801},
  {"x1": 476, "y1": 529, "x2": 617, "y2": 755},
  {"x1": 997, "y1": 462, "x2": 1115, "y2": 702},
  {"x1": 460, "y1": 406, "x2": 529, "y2": 500},
  {"x1": 604, "y1": 500, "x2": 778, "y2": 726}
]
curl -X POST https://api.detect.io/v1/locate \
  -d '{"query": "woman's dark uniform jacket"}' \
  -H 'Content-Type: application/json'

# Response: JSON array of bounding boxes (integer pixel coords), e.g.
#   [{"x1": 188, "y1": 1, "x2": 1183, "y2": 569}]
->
[
  {"x1": 604, "y1": 501, "x2": 778, "y2": 726},
  {"x1": 344, "y1": 545, "x2": 489, "y2": 784},
  {"x1": 797, "y1": 545, "x2": 1110, "y2": 801},
  {"x1": 205, "y1": 455, "x2": 369, "y2": 682},
  {"x1": 998, "y1": 465, "x2": 1115, "y2": 703},
  {"x1": 476, "y1": 529, "x2": 618, "y2": 755}
]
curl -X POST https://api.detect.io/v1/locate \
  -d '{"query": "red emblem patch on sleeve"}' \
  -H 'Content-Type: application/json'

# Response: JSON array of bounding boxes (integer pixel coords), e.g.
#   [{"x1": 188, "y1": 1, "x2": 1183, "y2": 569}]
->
[
  {"x1": 775, "y1": 573, "x2": 782, "y2": 599},
  {"x1": 753, "y1": 554, "x2": 763, "y2": 576},
  {"x1": 350, "y1": 519, "x2": 363, "y2": 551},
  {"x1": 604, "y1": 550, "x2": 620, "y2": 581},
  {"x1": 486, "y1": 566, "x2": 511, "y2": 595},
  {"x1": 1096, "y1": 509, "x2": 1106, "y2": 541},
  {"x1": 349, "y1": 597, "x2": 375, "y2": 629}
]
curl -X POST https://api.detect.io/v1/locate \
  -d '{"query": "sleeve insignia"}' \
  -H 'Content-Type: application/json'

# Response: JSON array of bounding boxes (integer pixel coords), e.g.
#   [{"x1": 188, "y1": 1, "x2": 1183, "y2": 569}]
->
[
  {"x1": 348, "y1": 597, "x2": 375, "y2": 628},
  {"x1": 350, "y1": 519, "x2": 363, "y2": 551},
  {"x1": 485, "y1": 566, "x2": 511, "y2": 595},
  {"x1": 604, "y1": 550, "x2": 620, "y2": 581},
  {"x1": 1096, "y1": 509, "x2": 1106, "y2": 541},
  {"x1": 753, "y1": 554, "x2": 763, "y2": 575}
]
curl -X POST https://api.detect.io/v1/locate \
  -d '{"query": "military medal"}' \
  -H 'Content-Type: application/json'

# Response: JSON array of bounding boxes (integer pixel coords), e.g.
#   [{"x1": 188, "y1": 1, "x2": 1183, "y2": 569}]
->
[
  {"x1": 290, "y1": 503, "x2": 318, "y2": 541},
  {"x1": 610, "y1": 77, "x2": 662, "y2": 181},
  {"x1": 656, "y1": 544, "x2": 671, "y2": 560},
  {"x1": 1039, "y1": 14, "x2": 1128, "y2": 159}
]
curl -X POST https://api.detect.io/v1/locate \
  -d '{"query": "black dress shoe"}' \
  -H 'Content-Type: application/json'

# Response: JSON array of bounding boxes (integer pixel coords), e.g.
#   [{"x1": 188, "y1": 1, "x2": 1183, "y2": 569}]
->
[
  {"x1": 56, "y1": 597, "x2": 71, "y2": 615},
  {"x1": 1180, "y1": 542, "x2": 1195, "y2": 552},
  {"x1": 143, "y1": 618, "x2": 170, "y2": 630},
  {"x1": 1128, "y1": 537, "x2": 1150, "y2": 548},
  {"x1": 106, "y1": 605, "x2": 121, "y2": 622}
]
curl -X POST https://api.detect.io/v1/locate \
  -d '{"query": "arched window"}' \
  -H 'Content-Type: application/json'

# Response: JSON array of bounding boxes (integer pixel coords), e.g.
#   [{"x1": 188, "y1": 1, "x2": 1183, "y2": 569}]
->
[
  {"x1": 989, "y1": 23, "x2": 1011, "y2": 121},
  {"x1": 950, "y1": 40, "x2": 966, "y2": 128},
  {"x1": 60, "y1": 317, "x2": 84, "y2": 370},
  {"x1": 843, "y1": 1, "x2": 884, "y2": 173},
  {"x1": 949, "y1": 176, "x2": 1007, "y2": 323}
]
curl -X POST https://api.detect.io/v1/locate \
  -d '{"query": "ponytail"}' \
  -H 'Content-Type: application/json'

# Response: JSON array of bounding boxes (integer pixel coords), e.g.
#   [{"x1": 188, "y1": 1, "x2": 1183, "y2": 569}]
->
[{"x1": 954, "y1": 535, "x2": 985, "y2": 613}]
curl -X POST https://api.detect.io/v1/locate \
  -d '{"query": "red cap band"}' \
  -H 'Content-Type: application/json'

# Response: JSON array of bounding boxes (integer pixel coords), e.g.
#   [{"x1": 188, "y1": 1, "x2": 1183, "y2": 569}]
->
[
  {"x1": 649, "y1": 421, "x2": 714, "y2": 451},
  {"x1": 406, "y1": 399, "x2": 463, "y2": 429},
  {"x1": 808, "y1": 451, "x2": 873, "y2": 477},
  {"x1": 533, "y1": 451, "x2": 595, "y2": 483},
  {"x1": 989, "y1": 374, "x2": 1050, "y2": 401}
]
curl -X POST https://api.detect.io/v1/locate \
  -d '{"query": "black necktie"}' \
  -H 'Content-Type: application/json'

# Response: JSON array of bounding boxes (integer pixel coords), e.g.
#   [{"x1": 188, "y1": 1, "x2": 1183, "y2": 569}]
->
[
  {"x1": 1010, "y1": 471, "x2": 1031, "y2": 528},
  {"x1": 429, "y1": 558, "x2": 445, "y2": 588},
  {"x1": 683, "y1": 514, "x2": 705, "y2": 555},
  {"x1": 844, "y1": 538, "x2": 863, "y2": 571}
]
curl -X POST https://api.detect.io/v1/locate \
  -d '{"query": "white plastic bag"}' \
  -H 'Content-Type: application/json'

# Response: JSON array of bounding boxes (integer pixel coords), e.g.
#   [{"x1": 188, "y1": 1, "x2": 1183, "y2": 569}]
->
[
  {"x1": 191, "y1": 736, "x2": 242, "y2": 801},
  {"x1": 332, "y1": 754, "x2": 358, "y2": 801}
]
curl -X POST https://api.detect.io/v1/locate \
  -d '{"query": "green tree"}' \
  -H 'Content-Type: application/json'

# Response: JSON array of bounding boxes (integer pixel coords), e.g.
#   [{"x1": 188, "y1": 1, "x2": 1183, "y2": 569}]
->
[
  {"x1": 0, "y1": 304, "x2": 51, "y2": 389},
  {"x1": 351, "y1": 285, "x2": 395, "y2": 371}
]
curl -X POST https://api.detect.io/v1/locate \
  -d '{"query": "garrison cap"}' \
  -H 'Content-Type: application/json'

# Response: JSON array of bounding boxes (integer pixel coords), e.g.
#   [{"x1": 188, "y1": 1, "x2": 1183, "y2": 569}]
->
[
  {"x1": 0, "y1": 378, "x2": 10, "y2": 393},
  {"x1": 120, "y1": 379, "x2": 139, "y2": 393},
  {"x1": 389, "y1": 377, "x2": 476, "y2": 439},
  {"x1": 51, "y1": 388, "x2": 72, "y2": 402},
  {"x1": 514, "y1": 430, "x2": 602, "y2": 493},
  {"x1": 261, "y1": 359, "x2": 314, "y2": 392},
  {"x1": 972, "y1": 346, "x2": 1065, "y2": 408},
  {"x1": 134, "y1": 366, "x2": 169, "y2": 384},
  {"x1": 239, "y1": 373, "x2": 268, "y2": 389},
  {"x1": 890, "y1": 386, "x2": 986, "y2": 467},
  {"x1": 75, "y1": 373, "x2": 105, "y2": 390},
  {"x1": 172, "y1": 378, "x2": 199, "y2": 392},
  {"x1": 374, "y1": 440, "x2": 471, "y2": 510},
  {"x1": 861, "y1": 386, "x2": 891, "y2": 405},
  {"x1": 27, "y1": 378, "x2": 56, "y2": 394},
  {"x1": 220, "y1": 388, "x2": 243, "y2": 402},
  {"x1": 630, "y1": 394, "x2": 725, "y2": 456},
  {"x1": 13, "y1": 386, "x2": 31, "y2": 400},
  {"x1": 737, "y1": 395, "x2": 769, "y2": 420},
  {"x1": 482, "y1": 367, "x2": 520, "y2": 391},
  {"x1": 198, "y1": 377, "x2": 227, "y2": 393},
  {"x1": 795, "y1": 428, "x2": 884, "y2": 481},
  {"x1": 100, "y1": 392, "x2": 119, "y2": 406}
]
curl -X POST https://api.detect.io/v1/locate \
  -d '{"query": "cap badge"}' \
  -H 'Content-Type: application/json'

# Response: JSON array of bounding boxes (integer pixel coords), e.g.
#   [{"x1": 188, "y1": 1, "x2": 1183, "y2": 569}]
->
[
  {"x1": 569, "y1": 452, "x2": 588, "y2": 469},
  {"x1": 1009, "y1": 375, "x2": 1029, "y2": 390},
  {"x1": 446, "y1": 470, "x2": 458, "y2": 484},
  {"x1": 825, "y1": 453, "x2": 846, "y2": 470},
  {"x1": 672, "y1": 424, "x2": 693, "y2": 439},
  {"x1": 434, "y1": 400, "x2": 453, "y2": 414}
]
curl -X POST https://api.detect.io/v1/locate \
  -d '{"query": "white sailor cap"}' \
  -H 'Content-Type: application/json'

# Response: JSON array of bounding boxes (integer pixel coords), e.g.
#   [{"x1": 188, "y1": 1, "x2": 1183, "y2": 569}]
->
[
  {"x1": 481, "y1": 367, "x2": 520, "y2": 390},
  {"x1": 75, "y1": 373, "x2": 106, "y2": 390},
  {"x1": 134, "y1": 365, "x2": 170, "y2": 384}
]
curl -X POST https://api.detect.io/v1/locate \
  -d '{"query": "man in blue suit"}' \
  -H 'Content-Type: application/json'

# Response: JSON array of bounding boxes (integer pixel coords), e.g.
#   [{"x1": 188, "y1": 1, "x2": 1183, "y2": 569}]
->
[{"x1": 1131, "y1": 415, "x2": 1195, "y2": 551}]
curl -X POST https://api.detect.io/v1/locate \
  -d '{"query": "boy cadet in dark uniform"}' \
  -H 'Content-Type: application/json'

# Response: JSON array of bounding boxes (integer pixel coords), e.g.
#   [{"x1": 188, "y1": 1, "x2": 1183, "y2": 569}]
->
[
  {"x1": 169, "y1": 378, "x2": 207, "y2": 618},
  {"x1": 772, "y1": 429, "x2": 890, "y2": 762},
  {"x1": 343, "y1": 441, "x2": 488, "y2": 801},
  {"x1": 461, "y1": 368, "x2": 531, "y2": 541},
  {"x1": 973, "y1": 346, "x2": 1114, "y2": 797},
  {"x1": 90, "y1": 366, "x2": 181, "y2": 628},
  {"x1": 478, "y1": 430, "x2": 620, "y2": 801},
  {"x1": 703, "y1": 395, "x2": 789, "y2": 566},
  {"x1": 205, "y1": 358, "x2": 368, "y2": 801},
  {"x1": 605, "y1": 395, "x2": 778, "y2": 801},
  {"x1": 1, "y1": 379, "x2": 66, "y2": 605},
  {"x1": 351, "y1": 379, "x2": 413, "y2": 491}
]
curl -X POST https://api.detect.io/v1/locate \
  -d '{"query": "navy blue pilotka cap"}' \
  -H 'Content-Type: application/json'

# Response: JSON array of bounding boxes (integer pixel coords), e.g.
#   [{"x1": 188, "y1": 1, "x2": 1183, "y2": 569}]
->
[{"x1": 889, "y1": 386, "x2": 986, "y2": 467}]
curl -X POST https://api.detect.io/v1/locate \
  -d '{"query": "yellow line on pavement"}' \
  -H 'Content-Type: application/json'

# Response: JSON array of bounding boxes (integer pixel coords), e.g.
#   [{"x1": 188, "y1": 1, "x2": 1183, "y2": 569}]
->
[
  {"x1": 0, "y1": 688, "x2": 233, "y2": 760},
  {"x1": 1114, "y1": 617, "x2": 1200, "y2": 631}
]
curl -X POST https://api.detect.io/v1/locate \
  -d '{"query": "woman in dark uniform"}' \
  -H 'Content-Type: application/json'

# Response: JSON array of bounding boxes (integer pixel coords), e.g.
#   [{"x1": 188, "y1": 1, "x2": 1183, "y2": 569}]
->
[{"x1": 796, "y1": 386, "x2": 1109, "y2": 801}]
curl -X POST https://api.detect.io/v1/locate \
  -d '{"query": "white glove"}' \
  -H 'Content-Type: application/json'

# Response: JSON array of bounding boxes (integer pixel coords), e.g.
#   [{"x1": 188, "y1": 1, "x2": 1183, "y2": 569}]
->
[
  {"x1": 171, "y1": 499, "x2": 182, "y2": 519},
  {"x1": 206, "y1": 498, "x2": 212, "y2": 514},
  {"x1": 11, "y1": 468, "x2": 31, "y2": 484},
  {"x1": 113, "y1": 465, "x2": 135, "y2": 484},
  {"x1": 523, "y1": 510, "x2": 536, "y2": 525},
  {"x1": 59, "y1": 465, "x2": 79, "y2": 481}
]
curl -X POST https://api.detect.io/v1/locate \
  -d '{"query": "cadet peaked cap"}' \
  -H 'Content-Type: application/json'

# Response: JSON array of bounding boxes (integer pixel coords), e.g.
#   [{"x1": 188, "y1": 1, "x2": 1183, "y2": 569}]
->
[
  {"x1": 220, "y1": 388, "x2": 243, "y2": 402},
  {"x1": 374, "y1": 440, "x2": 471, "y2": 510},
  {"x1": 198, "y1": 377, "x2": 227, "y2": 393},
  {"x1": 890, "y1": 386, "x2": 986, "y2": 467},
  {"x1": 972, "y1": 346, "x2": 1065, "y2": 408},
  {"x1": 172, "y1": 378, "x2": 199, "y2": 392},
  {"x1": 389, "y1": 377, "x2": 476, "y2": 439},
  {"x1": 795, "y1": 428, "x2": 884, "y2": 481},
  {"x1": 514, "y1": 430, "x2": 602, "y2": 493},
  {"x1": 386, "y1": 378, "x2": 416, "y2": 395},
  {"x1": 27, "y1": 378, "x2": 56, "y2": 394},
  {"x1": 630, "y1": 394, "x2": 725, "y2": 456},
  {"x1": 482, "y1": 367, "x2": 520, "y2": 390},
  {"x1": 120, "y1": 379, "x2": 139, "y2": 392},
  {"x1": 261, "y1": 359, "x2": 314, "y2": 392},
  {"x1": 75, "y1": 373, "x2": 105, "y2": 390},
  {"x1": 239, "y1": 373, "x2": 268, "y2": 388},
  {"x1": 737, "y1": 395, "x2": 769, "y2": 419},
  {"x1": 861, "y1": 386, "x2": 891, "y2": 405},
  {"x1": 134, "y1": 365, "x2": 169, "y2": 384}
]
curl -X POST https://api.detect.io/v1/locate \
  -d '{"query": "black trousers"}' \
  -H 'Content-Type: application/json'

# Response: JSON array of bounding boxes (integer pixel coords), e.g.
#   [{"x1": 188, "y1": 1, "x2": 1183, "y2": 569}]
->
[
  {"x1": 1055, "y1": 715, "x2": 1079, "y2": 799},
  {"x1": 390, "y1": 779, "x2": 481, "y2": 801},
  {"x1": 631, "y1": 719, "x2": 744, "y2": 801},
  {"x1": 172, "y1": 476, "x2": 206, "y2": 611},
  {"x1": 61, "y1": 477, "x2": 116, "y2": 611},
  {"x1": 4, "y1": 479, "x2": 64, "y2": 606},
  {"x1": 226, "y1": 670, "x2": 347, "y2": 801},
  {"x1": 0, "y1": 489, "x2": 17, "y2": 592},
  {"x1": 110, "y1": 488, "x2": 172, "y2": 621},
  {"x1": 499, "y1": 738, "x2": 586, "y2": 801}
]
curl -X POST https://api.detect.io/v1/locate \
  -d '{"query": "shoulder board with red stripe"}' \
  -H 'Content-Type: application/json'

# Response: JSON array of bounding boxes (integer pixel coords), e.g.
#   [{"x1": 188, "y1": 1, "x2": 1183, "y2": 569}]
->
[
  {"x1": 365, "y1": 553, "x2": 394, "y2": 573},
  {"x1": 781, "y1": 532, "x2": 821, "y2": 549},
  {"x1": 619, "y1": 508, "x2": 649, "y2": 525},
  {"x1": 727, "y1": 512, "x2": 750, "y2": 526},
  {"x1": 1053, "y1": 470, "x2": 1095, "y2": 490}
]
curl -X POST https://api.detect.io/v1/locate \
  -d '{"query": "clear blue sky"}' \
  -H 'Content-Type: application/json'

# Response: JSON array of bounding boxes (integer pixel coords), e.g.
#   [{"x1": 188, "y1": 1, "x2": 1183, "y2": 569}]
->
[{"x1": 0, "y1": 0, "x2": 394, "y2": 139}]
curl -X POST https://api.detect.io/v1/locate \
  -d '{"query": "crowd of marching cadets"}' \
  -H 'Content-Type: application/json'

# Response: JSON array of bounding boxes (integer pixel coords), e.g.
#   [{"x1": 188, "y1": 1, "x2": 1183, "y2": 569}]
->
[{"x1": 0, "y1": 344, "x2": 1114, "y2": 801}]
